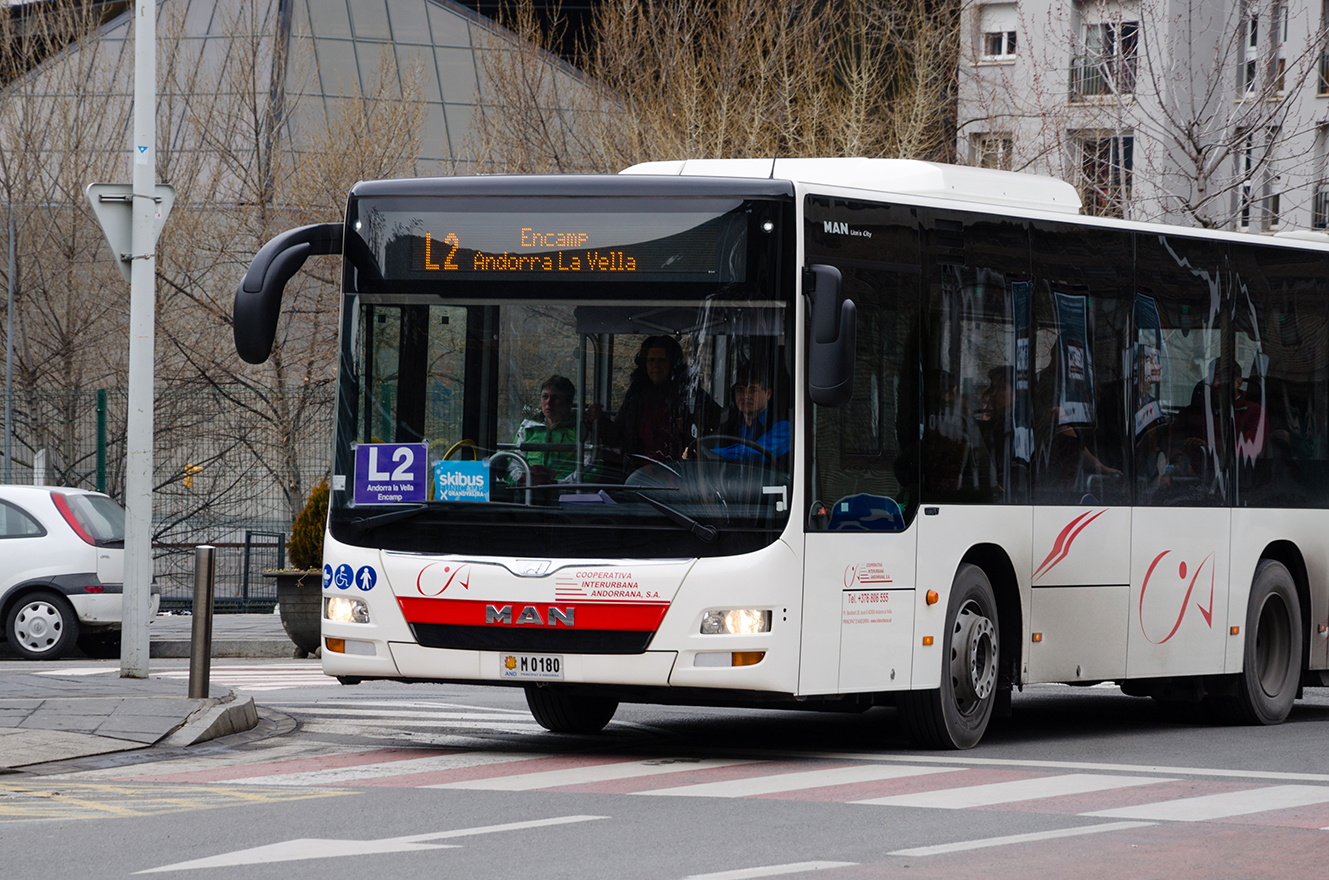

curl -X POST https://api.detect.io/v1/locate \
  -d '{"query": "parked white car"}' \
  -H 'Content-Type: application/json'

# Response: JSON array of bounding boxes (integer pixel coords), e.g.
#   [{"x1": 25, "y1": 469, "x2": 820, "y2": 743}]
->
[{"x1": 0, "y1": 486, "x2": 156, "y2": 660}]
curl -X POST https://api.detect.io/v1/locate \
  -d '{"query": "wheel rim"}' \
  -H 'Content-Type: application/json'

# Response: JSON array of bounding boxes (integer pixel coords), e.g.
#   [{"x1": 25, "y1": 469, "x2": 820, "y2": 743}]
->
[
  {"x1": 950, "y1": 600, "x2": 997, "y2": 716},
  {"x1": 15, "y1": 600, "x2": 65, "y2": 654},
  {"x1": 1254, "y1": 592, "x2": 1293, "y2": 698}
]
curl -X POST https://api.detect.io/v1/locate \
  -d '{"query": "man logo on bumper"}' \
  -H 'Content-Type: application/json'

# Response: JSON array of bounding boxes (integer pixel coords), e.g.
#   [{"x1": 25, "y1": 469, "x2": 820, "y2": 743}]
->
[{"x1": 485, "y1": 604, "x2": 575, "y2": 626}]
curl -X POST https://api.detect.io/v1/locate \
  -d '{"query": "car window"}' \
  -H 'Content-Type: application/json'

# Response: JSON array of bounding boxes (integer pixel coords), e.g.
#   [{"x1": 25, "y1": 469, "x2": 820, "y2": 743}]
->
[
  {"x1": 63, "y1": 494, "x2": 126, "y2": 544},
  {"x1": 0, "y1": 500, "x2": 46, "y2": 538}
]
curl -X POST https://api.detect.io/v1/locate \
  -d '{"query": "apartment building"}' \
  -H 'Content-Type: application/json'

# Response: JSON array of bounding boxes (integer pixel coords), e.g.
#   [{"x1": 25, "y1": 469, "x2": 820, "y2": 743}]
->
[{"x1": 958, "y1": 0, "x2": 1329, "y2": 232}]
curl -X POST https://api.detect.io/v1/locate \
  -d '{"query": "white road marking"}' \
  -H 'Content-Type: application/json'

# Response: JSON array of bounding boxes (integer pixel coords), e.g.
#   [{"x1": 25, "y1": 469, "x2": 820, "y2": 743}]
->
[
  {"x1": 855, "y1": 773, "x2": 1171, "y2": 809},
  {"x1": 272, "y1": 699, "x2": 531, "y2": 714},
  {"x1": 426, "y1": 758, "x2": 756, "y2": 790},
  {"x1": 231, "y1": 751, "x2": 542, "y2": 786},
  {"x1": 1082, "y1": 784, "x2": 1329, "y2": 821},
  {"x1": 32, "y1": 667, "x2": 116, "y2": 676},
  {"x1": 887, "y1": 821, "x2": 1156, "y2": 857},
  {"x1": 135, "y1": 814, "x2": 608, "y2": 873},
  {"x1": 276, "y1": 707, "x2": 541, "y2": 722},
  {"x1": 799, "y1": 751, "x2": 1329, "y2": 784},
  {"x1": 295, "y1": 718, "x2": 544, "y2": 733},
  {"x1": 638, "y1": 764, "x2": 959, "y2": 798},
  {"x1": 683, "y1": 861, "x2": 857, "y2": 879}
]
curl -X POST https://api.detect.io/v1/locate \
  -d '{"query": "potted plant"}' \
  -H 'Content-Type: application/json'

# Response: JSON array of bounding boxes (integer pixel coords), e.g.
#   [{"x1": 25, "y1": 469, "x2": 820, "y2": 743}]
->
[{"x1": 265, "y1": 479, "x2": 328, "y2": 657}]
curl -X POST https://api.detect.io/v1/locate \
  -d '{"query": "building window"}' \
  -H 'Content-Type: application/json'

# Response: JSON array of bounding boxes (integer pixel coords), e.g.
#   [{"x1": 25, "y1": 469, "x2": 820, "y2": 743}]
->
[
  {"x1": 1243, "y1": 3, "x2": 1288, "y2": 96},
  {"x1": 972, "y1": 133, "x2": 1014, "y2": 170},
  {"x1": 1312, "y1": 186, "x2": 1329, "y2": 229},
  {"x1": 1237, "y1": 129, "x2": 1280, "y2": 231},
  {"x1": 1072, "y1": 20, "x2": 1139, "y2": 98},
  {"x1": 1076, "y1": 133, "x2": 1133, "y2": 218},
  {"x1": 978, "y1": 4, "x2": 1017, "y2": 61}
]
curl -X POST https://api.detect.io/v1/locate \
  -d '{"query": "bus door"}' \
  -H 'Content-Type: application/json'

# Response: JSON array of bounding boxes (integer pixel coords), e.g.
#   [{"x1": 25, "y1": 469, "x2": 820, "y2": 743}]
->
[
  {"x1": 1125, "y1": 237, "x2": 1234, "y2": 679},
  {"x1": 801, "y1": 260, "x2": 921, "y2": 694},
  {"x1": 1026, "y1": 225, "x2": 1135, "y2": 683}
]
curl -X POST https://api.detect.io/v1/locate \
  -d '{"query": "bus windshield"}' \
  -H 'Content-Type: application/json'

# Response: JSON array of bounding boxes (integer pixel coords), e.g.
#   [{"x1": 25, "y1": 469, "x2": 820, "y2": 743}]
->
[{"x1": 330, "y1": 192, "x2": 794, "y2": 559}]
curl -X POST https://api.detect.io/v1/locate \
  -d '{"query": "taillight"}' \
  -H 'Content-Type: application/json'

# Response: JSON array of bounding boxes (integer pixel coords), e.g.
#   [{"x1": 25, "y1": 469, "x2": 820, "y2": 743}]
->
[{"x1": 51, "y1": 493, "x2": 96, "y2": 545}]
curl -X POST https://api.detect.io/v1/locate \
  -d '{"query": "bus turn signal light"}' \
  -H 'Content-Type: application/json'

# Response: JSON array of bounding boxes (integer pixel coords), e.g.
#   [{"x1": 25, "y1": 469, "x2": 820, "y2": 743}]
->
[
  {"x1": 1032, "y1": 633, "x2": 1043, "y2": 643},
  {"x1": 325, "y1": 638, "x2": 346, "y2": 654},
  {"x1": 926, "y1": 590, "x2": 939, "y2": 605},
  {"x1": 1231, "y1": 626, "x2": 1240, "y2": 636},
  {"x1": 921, "y1": 636, "x2": 934, "y2": 646},
  {"x1": 732, "y1": 652, "x2": 765, "y2": 667}
]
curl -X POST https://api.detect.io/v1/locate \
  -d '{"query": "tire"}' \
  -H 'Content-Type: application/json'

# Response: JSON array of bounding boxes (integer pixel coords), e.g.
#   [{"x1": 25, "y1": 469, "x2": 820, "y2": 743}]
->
[
  {"x1": 76, "y1": 630, "x2": 121, "y2": 659},
  {"x1": 6, "y1": 591, "x2": 80, "y2": 661},
  {"x1": 898, "y1": 564, "x2": 999, "y2": 749},
  {"x1": 1217, "y1": 559, "x2": 1302, "y2": 725},
  {"x1": 524, "y1": 685, "x2": 619, "y2": 734}
]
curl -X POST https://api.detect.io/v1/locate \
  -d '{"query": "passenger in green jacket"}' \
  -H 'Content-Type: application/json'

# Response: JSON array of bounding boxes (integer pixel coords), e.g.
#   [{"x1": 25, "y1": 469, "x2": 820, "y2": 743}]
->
[{"x1": 513, "y1": 375, "x2": 579, "y2": 485}]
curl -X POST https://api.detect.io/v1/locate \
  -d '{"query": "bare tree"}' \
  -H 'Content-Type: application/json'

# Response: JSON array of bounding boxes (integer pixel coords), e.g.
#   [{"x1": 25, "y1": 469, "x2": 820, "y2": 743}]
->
[
  {"x1": 960, "y1": 0, "x2": 1328, "y2": 228},
  {"x1": 469, "y1": 0, "x2": 959, "y2": 175}
]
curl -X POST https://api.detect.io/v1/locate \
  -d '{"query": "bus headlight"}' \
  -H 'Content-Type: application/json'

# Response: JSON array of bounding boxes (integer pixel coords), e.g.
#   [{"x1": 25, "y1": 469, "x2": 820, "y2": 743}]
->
[
  {"x1": 325, "y1": 596, "x2": 370, "y2": 624},
  {"x1": 700, "y1": 609, "x2": 771, "y2": 635}
]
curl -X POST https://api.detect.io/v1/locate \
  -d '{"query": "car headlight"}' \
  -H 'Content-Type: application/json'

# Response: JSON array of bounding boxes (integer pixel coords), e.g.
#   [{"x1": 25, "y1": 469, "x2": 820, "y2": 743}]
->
[
  {"x1": 700, "y1": 609, "x2": 771, "y2": 635},
  {"x1": 325, "y1": 596, "x2": 370, "y2": 624}
]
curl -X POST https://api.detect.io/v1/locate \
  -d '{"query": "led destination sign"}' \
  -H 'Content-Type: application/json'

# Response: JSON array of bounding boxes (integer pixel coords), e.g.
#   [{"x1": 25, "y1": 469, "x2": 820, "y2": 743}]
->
[
  {"x1": 423, "y1": 230, "x2": 638, "y2": 274},
  {"x1": 368, "y1": 203, "x2": 753, "y2": 283}
]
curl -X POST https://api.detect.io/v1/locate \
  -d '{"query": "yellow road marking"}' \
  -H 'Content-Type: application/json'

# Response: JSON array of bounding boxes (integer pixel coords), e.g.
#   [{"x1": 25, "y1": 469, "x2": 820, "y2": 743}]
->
[{"x1": 0, "y1": 781, "x2": 352, "y2": 825}]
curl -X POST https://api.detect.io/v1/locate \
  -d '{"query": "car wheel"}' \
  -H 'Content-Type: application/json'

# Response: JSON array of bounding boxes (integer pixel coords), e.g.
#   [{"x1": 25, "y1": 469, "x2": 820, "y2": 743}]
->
[{"x1": 6, "y1": 591, "x2": 80, "y2": 661}]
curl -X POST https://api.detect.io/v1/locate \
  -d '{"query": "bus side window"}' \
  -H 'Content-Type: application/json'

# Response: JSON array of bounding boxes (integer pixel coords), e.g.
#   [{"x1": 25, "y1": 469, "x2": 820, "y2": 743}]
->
[
  {"x1": 1029, "y1": 223, "x2": 1132, "y2": 506},
  {"x1": 920, "y1": 213, "x2": 1030, "y2": 505},
  {"x1": 1231, "y1": 244, "x2": 1329, "y2": 508},
  {"x1": 810, "y1": 265, "x2": 920, "y2": 530},
  {"x1": 1133, "y1": 235, "x2": 1231, "y2": 507}
]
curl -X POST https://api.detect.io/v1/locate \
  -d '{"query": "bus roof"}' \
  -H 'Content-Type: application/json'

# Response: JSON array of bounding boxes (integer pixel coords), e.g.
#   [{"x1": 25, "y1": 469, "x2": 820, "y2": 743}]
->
[{"x1": 620, "y1": 158, "x2": 1083, "y2": 216}]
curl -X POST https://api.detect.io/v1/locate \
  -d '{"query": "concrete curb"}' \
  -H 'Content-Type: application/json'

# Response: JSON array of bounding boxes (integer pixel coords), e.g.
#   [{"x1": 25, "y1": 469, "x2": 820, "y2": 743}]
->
[
  {"x1": 150, "y1": 640, "x2": 302, "y2": 659},
  {"x1": 160, "y1": 692, "x2": 260, "y2": 747}
]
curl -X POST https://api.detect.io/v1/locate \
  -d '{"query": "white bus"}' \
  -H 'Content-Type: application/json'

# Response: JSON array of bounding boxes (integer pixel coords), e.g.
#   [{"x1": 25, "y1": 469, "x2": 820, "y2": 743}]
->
[{"x1": 235, "y1": 159, "x2": 1329, "y2": 749}]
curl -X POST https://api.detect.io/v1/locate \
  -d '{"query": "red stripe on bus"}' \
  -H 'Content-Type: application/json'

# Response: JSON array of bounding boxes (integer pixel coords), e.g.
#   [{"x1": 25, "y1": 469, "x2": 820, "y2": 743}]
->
[{"x1": 397, "y1": 597, "x2": 669, "y2": 631}]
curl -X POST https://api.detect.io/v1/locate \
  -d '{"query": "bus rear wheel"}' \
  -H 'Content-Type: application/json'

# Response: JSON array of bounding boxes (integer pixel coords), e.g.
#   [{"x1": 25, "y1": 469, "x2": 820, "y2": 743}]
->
[
  {"x1": 524, "y1": 685, "x2": 619, "y2": 734},
  {"x1": 898, "y1": 564, "x2": 999, "y2": 749},
  {"x1": 1216, "y1": 559, "x2": 1302, "y2": 725}
]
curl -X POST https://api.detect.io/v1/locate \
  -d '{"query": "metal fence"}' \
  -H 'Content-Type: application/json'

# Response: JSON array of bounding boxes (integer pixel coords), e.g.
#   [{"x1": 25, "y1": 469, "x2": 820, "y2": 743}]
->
[{"x1": 2, "y1": 385, "x2": 333, "y2": 611}]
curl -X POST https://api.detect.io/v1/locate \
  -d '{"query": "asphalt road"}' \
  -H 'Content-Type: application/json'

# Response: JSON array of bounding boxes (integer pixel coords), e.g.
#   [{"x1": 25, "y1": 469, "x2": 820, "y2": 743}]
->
[{"x1": 7, "y1": 659, "x2": 1329, "y2": 880}]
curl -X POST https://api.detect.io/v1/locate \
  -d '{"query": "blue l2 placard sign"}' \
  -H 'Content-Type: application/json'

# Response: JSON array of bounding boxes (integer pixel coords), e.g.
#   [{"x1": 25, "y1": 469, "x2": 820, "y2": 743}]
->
[
  {"x1": 433, "y1": 460, "x2": 490, "y2": 502},
  {"x1": 354, "y1": 443, "x2": 428, "y2": 505}
]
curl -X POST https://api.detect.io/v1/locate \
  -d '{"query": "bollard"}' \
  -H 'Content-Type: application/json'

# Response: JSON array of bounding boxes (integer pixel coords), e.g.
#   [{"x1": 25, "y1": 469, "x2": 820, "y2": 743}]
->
[{"x1": 188, "y1": 545, "x2": 216, "y2": 700}]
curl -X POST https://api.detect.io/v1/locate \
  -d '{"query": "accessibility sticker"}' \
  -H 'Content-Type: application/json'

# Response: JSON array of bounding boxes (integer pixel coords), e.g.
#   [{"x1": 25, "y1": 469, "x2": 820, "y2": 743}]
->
[
  {"x1": 322, "y1": 563, "x2": 333, "y2": 589},
  {"x1": 333, "y1": 564, "x2": 354, "y2": 590},
  {"x1": 355, "y1": 566, "x2": 377, "y2": 592}
]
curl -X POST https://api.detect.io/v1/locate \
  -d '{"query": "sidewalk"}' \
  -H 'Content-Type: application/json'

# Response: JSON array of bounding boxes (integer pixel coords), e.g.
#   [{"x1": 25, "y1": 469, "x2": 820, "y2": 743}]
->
[{"x1": 0, "y1": 615, "x2": 300, "y2": 771}]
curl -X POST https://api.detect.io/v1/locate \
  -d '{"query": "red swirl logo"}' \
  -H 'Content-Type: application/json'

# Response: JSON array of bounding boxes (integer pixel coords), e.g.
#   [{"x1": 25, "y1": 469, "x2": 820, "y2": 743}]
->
[{"x1": 1138, "y1": 550, "x2": 1216, "y2": 644}]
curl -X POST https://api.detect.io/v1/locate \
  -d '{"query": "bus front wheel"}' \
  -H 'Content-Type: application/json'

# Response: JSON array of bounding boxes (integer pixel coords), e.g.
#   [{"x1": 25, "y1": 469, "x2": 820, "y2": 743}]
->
[
  {"x1": 525, "y1": 685, "x2": 619, "y2": 734},
  {"x1": 1217, "y1": 559, "x2": 1302, "y2": 725},
  {"x1": 898, "y1": 564, "x2": 999, "y2": 749}
]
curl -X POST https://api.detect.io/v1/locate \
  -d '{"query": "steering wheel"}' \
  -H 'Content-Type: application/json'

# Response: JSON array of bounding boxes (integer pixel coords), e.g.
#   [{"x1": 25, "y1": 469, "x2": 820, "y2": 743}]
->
[{"x1": 697, "y1": 434, "x2": 775, "y2": 463}]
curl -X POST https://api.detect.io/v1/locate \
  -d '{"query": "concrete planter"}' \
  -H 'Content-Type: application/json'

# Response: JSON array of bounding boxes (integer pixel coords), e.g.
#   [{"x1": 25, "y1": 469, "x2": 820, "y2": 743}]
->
[{"x1": 265, "y1": 571, "x2": 322, "y2": 657}]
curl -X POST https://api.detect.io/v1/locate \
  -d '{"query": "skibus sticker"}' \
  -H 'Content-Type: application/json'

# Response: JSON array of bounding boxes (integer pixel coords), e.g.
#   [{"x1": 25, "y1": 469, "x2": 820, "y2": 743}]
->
[
  {"x1": 433, "y1": 459, "x2": 490, "y2": 503},
  {"x1": 354, "y1": 443, "x2": 427, "y2": 505}
]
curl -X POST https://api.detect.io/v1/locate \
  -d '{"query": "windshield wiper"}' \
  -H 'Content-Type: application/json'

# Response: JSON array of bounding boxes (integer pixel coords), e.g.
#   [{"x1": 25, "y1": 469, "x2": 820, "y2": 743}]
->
[
  {"x1": 349, "y1": 504, "x2": 429, "y2": 534},
  {"x1": 634, "y1": 492, "x2": 718, "y2": 543}
]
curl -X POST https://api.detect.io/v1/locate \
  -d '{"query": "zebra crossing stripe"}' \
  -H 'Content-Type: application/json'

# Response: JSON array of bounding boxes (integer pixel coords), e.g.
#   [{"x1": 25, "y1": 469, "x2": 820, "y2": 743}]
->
[
  {"x1": 425, "y1": 758, "x2": 758, "y2": 791},
  {"x1": 637, "y1": 764, "x2": 960, "y2": 798},
  {"x1": 231, "y1": 751, "x2": 543, "y2": 787},
  {"x1": 854, "y1": 773, "x2": 1172, "y2": 809},
  {"x1": 887, "y1": 821, "x2": 1157, "y2": 857},
  {"x1": 1082, "y1": 784, "x2": 1329, "y2": 821}
]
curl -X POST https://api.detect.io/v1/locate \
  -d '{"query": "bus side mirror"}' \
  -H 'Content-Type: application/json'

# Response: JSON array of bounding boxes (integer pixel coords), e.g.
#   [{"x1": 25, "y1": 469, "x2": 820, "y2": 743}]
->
[
  {"x1": 234, "y1": 222, "x2": 343, "y2": 364},
  {"x1": 805, "y1": 264, "x2": 856, "y2": 407}
]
